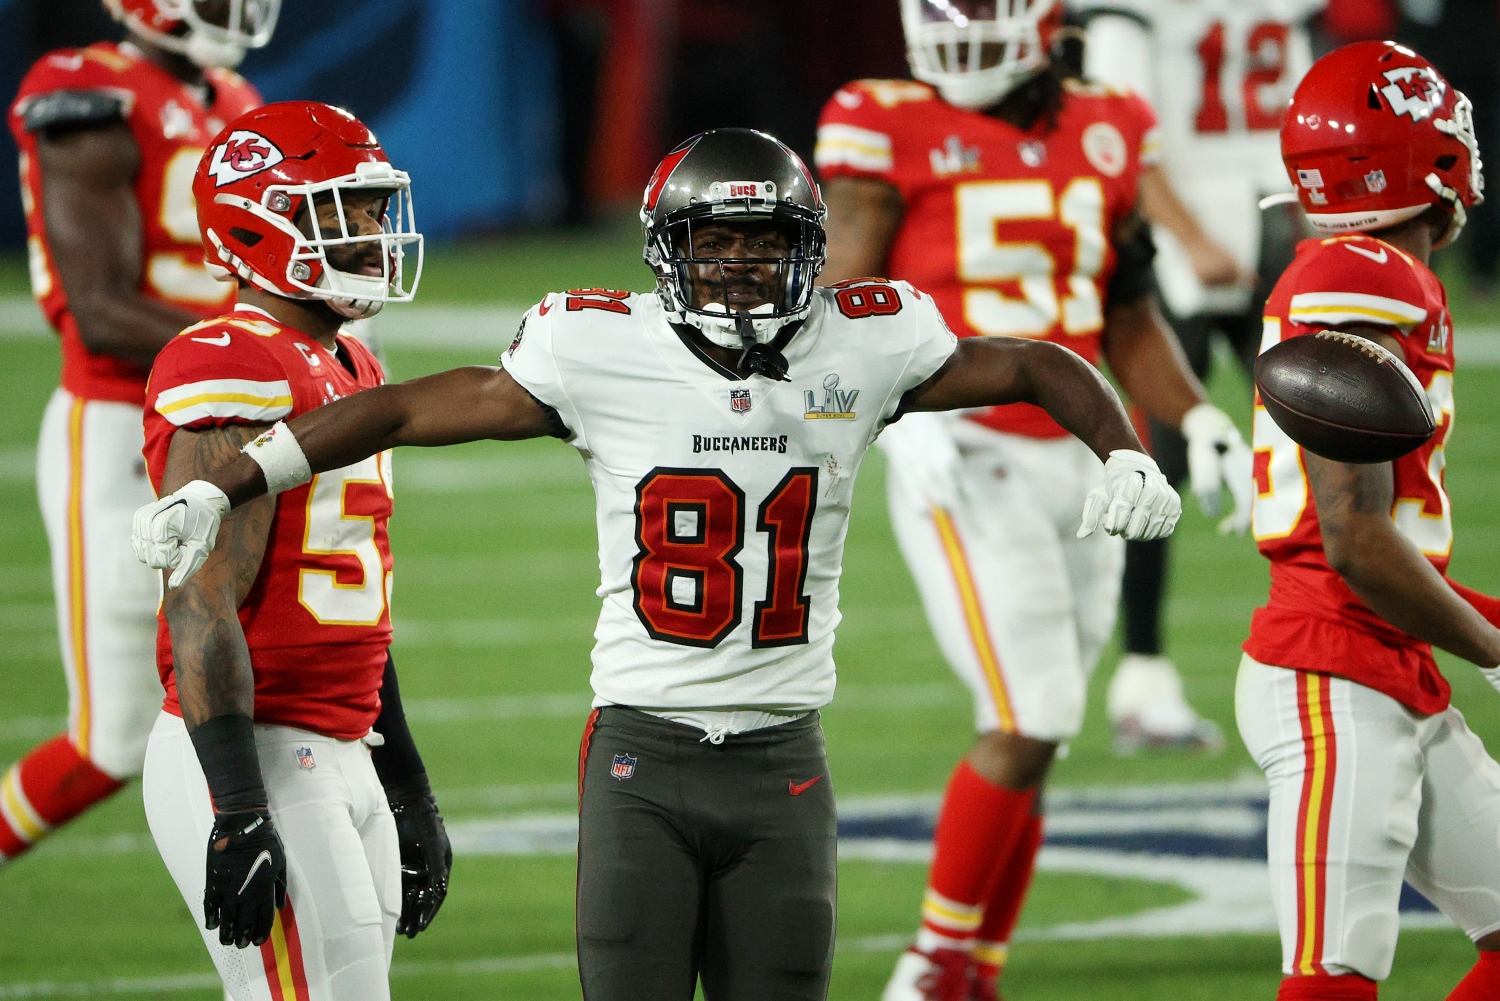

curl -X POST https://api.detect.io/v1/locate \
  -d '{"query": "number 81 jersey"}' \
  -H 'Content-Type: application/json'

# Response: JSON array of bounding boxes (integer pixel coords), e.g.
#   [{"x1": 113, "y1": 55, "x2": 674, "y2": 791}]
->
[
  {"x1": 143, "y1": 305, "x2": 394, "y2": 740},
  {"x1": 503, "y1": 285, "x2": 956, "y2": 711},
  {"x1": 1245, "y1": 235, "x2": 1455, "y2": 715}
]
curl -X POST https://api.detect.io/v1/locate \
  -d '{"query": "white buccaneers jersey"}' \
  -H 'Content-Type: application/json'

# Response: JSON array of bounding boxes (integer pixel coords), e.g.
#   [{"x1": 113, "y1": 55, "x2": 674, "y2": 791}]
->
[
  {"x1": 1075, "y1": 0, "x2": 1323, "y2": 312},
  {"x1": 503, "y1": 283, "x2": 956, "y2": 712}
]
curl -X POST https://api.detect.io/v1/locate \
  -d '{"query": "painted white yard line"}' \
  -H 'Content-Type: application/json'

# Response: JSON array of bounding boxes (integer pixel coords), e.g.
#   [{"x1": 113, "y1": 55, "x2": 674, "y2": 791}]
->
[{"x1": 0, "y1": 682, "x2": 967, "y2": 743}]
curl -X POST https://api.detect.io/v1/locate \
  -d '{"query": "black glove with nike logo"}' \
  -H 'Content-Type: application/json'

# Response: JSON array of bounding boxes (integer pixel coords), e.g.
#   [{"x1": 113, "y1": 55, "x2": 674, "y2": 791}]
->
[
  {"x1": 204, "y1": 808, "x2": 287, "y2": 948},
  {"x1": 390, "y1": 790, "x2": 452, "y2": 938}
]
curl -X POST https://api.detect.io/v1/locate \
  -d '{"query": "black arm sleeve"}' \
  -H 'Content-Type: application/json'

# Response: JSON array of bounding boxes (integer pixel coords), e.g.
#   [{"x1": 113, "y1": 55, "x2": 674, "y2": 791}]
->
[
  {"x1": 370, "y1": 655, "x2": 431, "y2": 800},
  {"x1": 1106, "y1": 220, "x2": 1160, "y2": 308},
  {"x1": 190, "y1": 714, "x2": 269, "y2": 813},
  {"x1": 20, "y1": 89, "x2": 128, "y2": 136}
]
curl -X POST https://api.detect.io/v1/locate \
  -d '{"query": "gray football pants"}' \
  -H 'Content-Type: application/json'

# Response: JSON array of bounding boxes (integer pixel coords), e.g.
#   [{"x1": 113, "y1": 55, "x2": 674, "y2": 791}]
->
[{"x1": 576, "y1": 707, "x2": 837, "y2": 1001}]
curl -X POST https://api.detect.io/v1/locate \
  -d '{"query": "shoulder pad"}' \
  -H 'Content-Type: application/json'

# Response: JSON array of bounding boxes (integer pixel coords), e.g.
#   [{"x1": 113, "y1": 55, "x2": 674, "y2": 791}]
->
[
  {"x1": 1288, "y1": 238, "x2": 1429, "y2": 333},
  {"x1": 18, "y1": 87, "x2": 130, "y2": 134},
  {"x1": 830, "y1": 79, "x2": 937, "y2": 112}
]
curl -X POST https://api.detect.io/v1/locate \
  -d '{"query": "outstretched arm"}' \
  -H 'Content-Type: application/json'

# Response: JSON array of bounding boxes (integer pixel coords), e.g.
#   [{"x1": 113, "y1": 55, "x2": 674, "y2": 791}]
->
[
  {"x1": 208, "y1": 365, "x2": 558, "y2": 507},
  {"x1": 904, "y1": 337, "x2": 1142, "y2": 460}
]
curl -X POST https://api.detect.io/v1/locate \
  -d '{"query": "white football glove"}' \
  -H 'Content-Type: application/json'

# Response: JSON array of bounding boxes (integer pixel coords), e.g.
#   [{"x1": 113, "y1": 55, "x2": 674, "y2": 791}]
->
[
  {"x1": 131, "y1": 480, "x2": 232, "y2": 588},
  {"x1": 1078, "y1": 449, "x2": 1181, "y2": 541},
  {"x1": 1181, "y1": 402, "x2": 1254, "y2": 535},
  {"x1": 877, "y1": 411, "x2": 963, "y2": 511}
]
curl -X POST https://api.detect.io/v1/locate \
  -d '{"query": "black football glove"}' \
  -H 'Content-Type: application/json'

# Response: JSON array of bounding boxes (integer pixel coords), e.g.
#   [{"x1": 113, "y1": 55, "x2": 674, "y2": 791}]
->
[
  {"x1": 389, "y1": 792, "x2": 452, "y2": 938},
  {"x1": 204, "y1": 809, "x2": 287, "y2": 948}
]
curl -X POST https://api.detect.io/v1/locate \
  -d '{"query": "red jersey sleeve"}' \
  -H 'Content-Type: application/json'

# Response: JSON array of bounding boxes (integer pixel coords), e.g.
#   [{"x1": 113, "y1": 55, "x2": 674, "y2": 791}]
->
[
  {"x1": 11, "y1": 47, "x2": 136, "y2": 128},
  {"x1": 1280, "y1": 236, "x2": 1433, "y2": 340},
  {"x1": 814, "y1": 78, "x2": 942, "y2": 198},
  {"x1": 144, "y1": 319, "x2": 293, "y2": 492}
]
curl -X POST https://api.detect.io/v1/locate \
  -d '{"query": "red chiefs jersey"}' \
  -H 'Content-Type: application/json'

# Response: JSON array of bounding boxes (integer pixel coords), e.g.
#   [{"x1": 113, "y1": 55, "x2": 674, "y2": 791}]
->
[
  {"x1": 815, "y1": 77, "x2": 1159, "y2": 437},
  {"x1": 10, "y1": 42, "x2": 261, "y2": 405},
  {"x1": 144, "y1": 304, "x2": 394, "y2": 739},
  {"x1": 1244, "y1": 234, "x2": 1455, "y2": 715}
]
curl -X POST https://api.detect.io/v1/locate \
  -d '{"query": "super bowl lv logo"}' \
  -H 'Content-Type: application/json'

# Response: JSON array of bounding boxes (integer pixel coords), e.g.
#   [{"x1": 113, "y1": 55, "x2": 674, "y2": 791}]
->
[
  {"x1": 611, "y1": 753, "x2": 637, "y2": 780},
  {"x1": 209, "y1": 130, "x2": 285, "y2": 186},
  {"x1": 804, "y1": 374, "x2": 859, "y2": 420}
]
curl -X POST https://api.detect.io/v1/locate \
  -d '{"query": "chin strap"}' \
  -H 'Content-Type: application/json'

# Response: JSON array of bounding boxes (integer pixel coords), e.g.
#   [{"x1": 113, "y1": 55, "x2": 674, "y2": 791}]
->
[{"x1": 735, "y1": 313, "x2": 790, "y2": 382}]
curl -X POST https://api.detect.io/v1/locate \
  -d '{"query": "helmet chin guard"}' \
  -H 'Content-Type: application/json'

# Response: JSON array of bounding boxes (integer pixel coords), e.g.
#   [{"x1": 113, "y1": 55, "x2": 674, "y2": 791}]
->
[
  {"x1": 104, "y1": 0, "x2": 281, "y2": 69},
  {"x1": 641, "y1": 129, "x2": 828, "y2": 351}
]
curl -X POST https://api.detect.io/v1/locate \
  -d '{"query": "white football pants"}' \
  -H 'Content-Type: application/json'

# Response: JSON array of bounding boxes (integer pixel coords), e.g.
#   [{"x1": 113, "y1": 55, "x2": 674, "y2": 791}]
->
[
  {"x1": 1236, "y1": 654, "x2": 1500, "y2": 980},
  {"x1": 888, "y1": 423, "x2": 1123, "y2": 741},
  {"x1": 36, "y1": 388, "x2": 162, "y2": 778},
  {"x1": 143, "y1": 713, "x2": 400, "y2": 1001}
]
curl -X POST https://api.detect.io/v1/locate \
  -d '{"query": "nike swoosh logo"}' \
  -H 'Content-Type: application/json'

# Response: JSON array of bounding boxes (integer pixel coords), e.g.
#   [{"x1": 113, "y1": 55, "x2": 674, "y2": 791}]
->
[
  {"x1": 1345, "y1": 244, "x2": 1389, "y2": 264},
  {"x1": 538, "y1": 297, "x2": 553, "y2": 316},
  {"x1": 789, "y1": 776, "x2": 823, "y2": 796},
  {"x1": 238, "y1": 850, "x2": 273, "y2": 896},
  {"x1": 191, "y1": 332, "x2": 232, "y2": 346}
]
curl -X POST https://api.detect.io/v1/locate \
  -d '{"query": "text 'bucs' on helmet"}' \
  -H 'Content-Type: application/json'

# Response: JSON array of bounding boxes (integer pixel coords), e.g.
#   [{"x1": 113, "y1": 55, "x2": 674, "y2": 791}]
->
[
  {"x1": 1281, "y1": 40, "x2": 1484, "y2": 248},
  {"x1": 901, "y1": 0, "x2": 1063, "y2": 110},
  {"x1": 195, "y1": 101, "x2": 423, "y2": 320},
  {"x1": 103, "y1": 0, "x2": 280, "y2": 69},
  {"x1": 642, "y1": 128, "x2": 827, "y2": 349}
]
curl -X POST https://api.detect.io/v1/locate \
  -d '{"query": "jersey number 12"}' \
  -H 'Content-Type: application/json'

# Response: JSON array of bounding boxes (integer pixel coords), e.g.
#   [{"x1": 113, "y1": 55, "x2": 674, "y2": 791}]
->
[{"x1": 632, "y1": 467, "x2": 817, "y2": 648}]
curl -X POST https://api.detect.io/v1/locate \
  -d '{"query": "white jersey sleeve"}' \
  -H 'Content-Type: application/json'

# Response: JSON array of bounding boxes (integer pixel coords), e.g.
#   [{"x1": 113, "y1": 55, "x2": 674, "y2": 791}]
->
[
  {"x1": 883, "y1": 285, "x2": 960, "y2": 419},
  {"x1": 501, "y1": 294, "x2": 589, "y2": 452}
]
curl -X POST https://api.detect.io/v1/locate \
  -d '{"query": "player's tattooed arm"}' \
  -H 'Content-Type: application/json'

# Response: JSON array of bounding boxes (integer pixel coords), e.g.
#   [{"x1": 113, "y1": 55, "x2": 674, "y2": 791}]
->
[
  {"x1": 35, "y1": 123, "x2": 200, "y2": 366},
  {"x1": 1307, "y1": 454, "x2": 1500, "y2": 667},
  {"x1": 904, "y1": 337, "x2": 1143, "y2": 460},
  {"x1": 819, "y1": 177, "x2": 904, "y2": 284},
  {"x1": 159, "y1": 424, "x2": 277, "y2": 727},
  {"x1": 202, "y1": 366, "x2": 562, "y2": 506}
]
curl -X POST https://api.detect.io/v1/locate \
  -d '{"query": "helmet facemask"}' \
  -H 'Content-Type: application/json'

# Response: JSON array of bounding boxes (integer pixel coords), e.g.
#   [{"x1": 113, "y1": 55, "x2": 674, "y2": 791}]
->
[
  {"x1": 210, "y1": 160, "x2": 423, "y2": 319},
  {"x1": 108, "y1": 0, "x2": 281, "y2": 68},
  {"x1": 902, "y1": 0, "x2": 1057, "y2": 110},
  {"x1": 646, "y1": 204, "x2": 825, "y2": 351},
  {"x1": 1427, "y1": 89, "x2": 1485, "y2": 248}
]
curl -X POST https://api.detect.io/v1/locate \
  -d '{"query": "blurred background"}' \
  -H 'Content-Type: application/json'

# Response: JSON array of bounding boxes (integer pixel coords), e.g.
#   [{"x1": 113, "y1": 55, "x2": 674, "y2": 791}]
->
[
  {"x1": 0, "y1": 0, "x2": 1491, "y2": 289},
  {"x1": 1, "y1": 2, "x2": 1499, "y2": 999}
]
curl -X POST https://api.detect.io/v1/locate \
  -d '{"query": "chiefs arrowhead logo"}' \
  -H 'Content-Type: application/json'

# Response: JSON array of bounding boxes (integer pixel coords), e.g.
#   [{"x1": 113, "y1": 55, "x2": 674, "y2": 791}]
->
[{"x1": 208, "y1": 130, "x2": 285, "y2": 187}]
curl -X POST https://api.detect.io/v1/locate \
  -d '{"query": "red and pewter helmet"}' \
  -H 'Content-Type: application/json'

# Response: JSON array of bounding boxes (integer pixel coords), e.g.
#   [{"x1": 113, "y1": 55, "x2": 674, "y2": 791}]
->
[
  {"x1": 195, "y1": 101, "x2": 423, "y2": 320},
  {"x1": 901, "y1": 0, "x2": 1063, "y2": 110},
  {"x1": 641, "y1": 128, "x2": 826, "y2": 348},
  {"x1": 1281, "y1": 40, "x2": 1484, "y2": 248},
  {"x1": 103, "y1": 0, "x2": 280, "y2": 69}
]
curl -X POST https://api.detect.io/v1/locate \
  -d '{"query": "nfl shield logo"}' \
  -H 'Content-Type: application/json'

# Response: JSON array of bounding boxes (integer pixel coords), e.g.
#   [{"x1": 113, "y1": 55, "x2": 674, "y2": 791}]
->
[
  {"x1": 295, "y1": 746, "x2": 315, "y2": 770},
  {"x1": 611, "y1": 753, "x2": 637, "y2": 780},
  {"x1": 1364, "y1": 169, "x2": 1388, "y2": 194},
  {"x1": 729, "y1": 388, "x2": 752, "y2": 414}
]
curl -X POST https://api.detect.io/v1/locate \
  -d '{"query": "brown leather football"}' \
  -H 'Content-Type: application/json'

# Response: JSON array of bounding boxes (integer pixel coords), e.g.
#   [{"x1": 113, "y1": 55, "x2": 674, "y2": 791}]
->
[{"x1": 1254, "y1": 331, "x2": 1436, "y2": 464}]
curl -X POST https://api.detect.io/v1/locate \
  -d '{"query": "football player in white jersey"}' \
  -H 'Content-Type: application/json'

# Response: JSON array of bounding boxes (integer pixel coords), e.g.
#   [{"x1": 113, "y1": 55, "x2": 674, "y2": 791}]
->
[
  {"x1": 130, "y1": 128, "x2": 1180, "y2": 1000},
  {"x1": 1073, "y1": 0, "x2": 1324, "y2": 748}
]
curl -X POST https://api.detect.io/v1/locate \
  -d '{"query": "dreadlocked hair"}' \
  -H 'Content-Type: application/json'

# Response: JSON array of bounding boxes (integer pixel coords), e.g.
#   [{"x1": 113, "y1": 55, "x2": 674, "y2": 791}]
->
[{"x1": 988, "y1": 62, "x2": 1067, "y2": 134}]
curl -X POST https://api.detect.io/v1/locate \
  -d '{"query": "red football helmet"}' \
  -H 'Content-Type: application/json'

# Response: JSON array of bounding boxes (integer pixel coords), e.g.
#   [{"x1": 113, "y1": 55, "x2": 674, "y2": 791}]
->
[
  {"x1": 1281, "y1": 40, "x2": 1484, "y2": 248},
  {"x1": 103, "y1": 0, "x2": 280, "y2": 68},
  {"x1": 195, "y1": 101, "x2": 423, "y2": 320}
]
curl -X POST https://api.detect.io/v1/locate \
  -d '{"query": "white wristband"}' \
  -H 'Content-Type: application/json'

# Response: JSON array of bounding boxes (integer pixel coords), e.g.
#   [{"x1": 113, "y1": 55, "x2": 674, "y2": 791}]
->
[{"x1": 242, "y1": 421, "x2": 312, "y2": 495}]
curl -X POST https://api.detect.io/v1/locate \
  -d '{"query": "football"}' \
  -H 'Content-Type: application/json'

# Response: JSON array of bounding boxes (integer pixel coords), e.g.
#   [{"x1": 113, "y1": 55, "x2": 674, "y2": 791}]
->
[{"x1": 1254, "y1": 330, "x2": 1437, "y2": 464}]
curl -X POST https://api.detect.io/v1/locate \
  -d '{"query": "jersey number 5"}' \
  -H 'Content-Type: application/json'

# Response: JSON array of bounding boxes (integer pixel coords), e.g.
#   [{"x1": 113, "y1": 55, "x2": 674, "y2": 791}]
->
[{"x1": 632, "y1": 468, "x2": 817, "y2": 648}]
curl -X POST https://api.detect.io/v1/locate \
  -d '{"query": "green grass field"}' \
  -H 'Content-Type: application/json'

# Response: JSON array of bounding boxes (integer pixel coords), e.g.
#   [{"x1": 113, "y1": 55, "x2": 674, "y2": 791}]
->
[{"x1": 2, "y1": 232, "x2": 1500, "y2": 999}]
